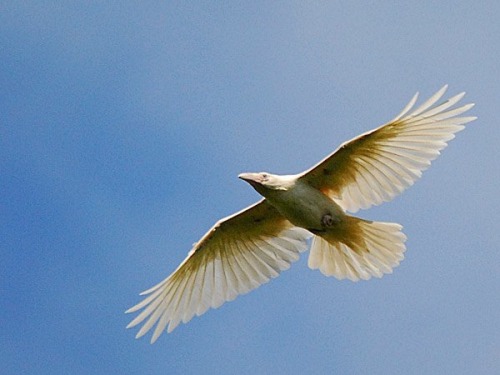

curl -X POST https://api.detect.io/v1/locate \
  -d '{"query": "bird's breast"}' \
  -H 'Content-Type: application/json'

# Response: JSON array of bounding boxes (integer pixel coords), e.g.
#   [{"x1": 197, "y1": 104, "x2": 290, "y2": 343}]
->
[{"x1": 266, "y1": 182, "x2": 345, "y2": 231}]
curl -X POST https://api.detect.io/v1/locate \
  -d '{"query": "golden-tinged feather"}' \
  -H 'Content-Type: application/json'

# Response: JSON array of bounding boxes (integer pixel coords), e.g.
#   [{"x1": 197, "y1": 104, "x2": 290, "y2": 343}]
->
[
  {"x1": 126, "y1": 199, "x2": 310, "y2": 343},
  {"x1": 299, "y1": 85, "x2": 476, "y2": 212}
]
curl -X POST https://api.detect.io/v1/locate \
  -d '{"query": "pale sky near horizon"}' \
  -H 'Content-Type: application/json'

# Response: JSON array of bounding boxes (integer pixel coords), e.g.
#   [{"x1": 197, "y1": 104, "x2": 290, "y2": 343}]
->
[{"x1": 1, "y1": 2, "x2": 499, "y2": 374}]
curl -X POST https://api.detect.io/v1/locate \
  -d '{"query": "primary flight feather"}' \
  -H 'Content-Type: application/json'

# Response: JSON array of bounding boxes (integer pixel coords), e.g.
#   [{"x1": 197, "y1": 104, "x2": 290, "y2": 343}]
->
[{"x1": 126, "y1": 85, "x2": 476, "y2": 343}]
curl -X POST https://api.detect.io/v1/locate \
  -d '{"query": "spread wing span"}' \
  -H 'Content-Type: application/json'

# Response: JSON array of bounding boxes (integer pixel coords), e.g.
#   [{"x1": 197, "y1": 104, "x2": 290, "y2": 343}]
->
[
  {"x1": 126, "y1": 199, "x2": 310, "y2": 343},
  {"x1": 299, "y1": 85, "x2": 476, "y2": 213}
]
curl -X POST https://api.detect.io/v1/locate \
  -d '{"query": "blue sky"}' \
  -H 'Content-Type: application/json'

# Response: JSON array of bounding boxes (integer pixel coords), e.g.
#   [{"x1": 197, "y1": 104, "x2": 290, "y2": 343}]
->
[{"x1": 1, "y1": 2, "x2": 499, "y2": 374}]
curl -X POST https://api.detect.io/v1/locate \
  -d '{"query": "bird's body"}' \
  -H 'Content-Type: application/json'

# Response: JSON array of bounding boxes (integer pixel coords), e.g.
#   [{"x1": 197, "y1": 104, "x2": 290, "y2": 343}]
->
[
  {"x1": 246, "y1": 174, "x2": 345, "y2": 232},
  {"x1": 127, "y1": 86, "x2": 476, "y2": 343},
  {"x1": 238, "y1": 172, "x2": 406, "y2": 278}
]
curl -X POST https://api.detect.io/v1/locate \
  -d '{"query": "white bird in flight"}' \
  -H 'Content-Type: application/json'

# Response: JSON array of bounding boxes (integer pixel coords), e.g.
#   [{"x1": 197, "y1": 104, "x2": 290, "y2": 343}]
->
[{"x1": 126, "y1": 85, "x2": 476, "y2": 343}]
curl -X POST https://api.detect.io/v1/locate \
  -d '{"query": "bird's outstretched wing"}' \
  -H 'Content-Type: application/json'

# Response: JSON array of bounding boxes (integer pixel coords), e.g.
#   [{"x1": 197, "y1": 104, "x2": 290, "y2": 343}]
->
[
  {"x1": 298, "y1": 85, "x2": 476, "y2": 213},
  {"x1": 126, "y1": 199, "x2": 310, "y2": 343}
]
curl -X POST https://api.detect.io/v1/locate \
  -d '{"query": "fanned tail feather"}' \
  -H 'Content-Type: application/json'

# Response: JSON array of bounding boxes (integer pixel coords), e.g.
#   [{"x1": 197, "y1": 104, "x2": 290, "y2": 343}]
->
[{"x1": 308, "y1": 216, "x2": 407, "y2": 281}]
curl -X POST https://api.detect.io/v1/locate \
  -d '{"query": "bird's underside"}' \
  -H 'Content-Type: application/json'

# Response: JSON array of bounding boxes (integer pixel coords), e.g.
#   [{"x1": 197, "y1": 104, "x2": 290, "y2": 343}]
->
[{"x1": 126, "y1": 85, "x2": 476, "y2": 343}]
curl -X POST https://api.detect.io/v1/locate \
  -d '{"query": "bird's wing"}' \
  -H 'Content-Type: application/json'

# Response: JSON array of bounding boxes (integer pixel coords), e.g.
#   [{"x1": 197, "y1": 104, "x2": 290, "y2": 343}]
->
[
  {"x1": 298, "y1": 85, "x2": 476, "y2": 213},
  {"x1": 126, "y1": 199, "x2": 310, "y2": 343}
]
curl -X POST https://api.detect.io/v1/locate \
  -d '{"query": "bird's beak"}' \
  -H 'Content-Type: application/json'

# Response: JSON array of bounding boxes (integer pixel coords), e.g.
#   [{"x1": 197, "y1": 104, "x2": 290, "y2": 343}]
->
[{"x1": 238, "y1": 173, "x2": 262, "y2": 185}]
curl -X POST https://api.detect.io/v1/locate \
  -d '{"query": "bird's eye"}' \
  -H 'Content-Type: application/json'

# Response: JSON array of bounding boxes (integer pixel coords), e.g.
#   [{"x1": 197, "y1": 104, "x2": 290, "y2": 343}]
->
[{"x1": 261, "y1": 173, "x2": 269, "y2": 181}]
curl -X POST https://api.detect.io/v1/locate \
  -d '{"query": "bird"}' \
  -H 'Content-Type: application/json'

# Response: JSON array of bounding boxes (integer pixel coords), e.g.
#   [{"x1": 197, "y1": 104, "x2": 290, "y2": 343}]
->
[{"x1": 126, "y1": 85, "x2": 476, "y2": 343}]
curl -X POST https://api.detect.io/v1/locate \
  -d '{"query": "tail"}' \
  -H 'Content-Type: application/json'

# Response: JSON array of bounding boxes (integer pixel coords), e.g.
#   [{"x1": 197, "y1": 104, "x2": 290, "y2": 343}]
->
[{"x1": 308, "y1": 216, "x2": 407, "y2": 281}]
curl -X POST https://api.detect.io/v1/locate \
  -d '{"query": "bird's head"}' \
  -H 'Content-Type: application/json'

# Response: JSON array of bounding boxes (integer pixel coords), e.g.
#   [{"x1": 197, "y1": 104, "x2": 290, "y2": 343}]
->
[{"x1": 238, "y1": 172, "x2": 295, "y2": 196}]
